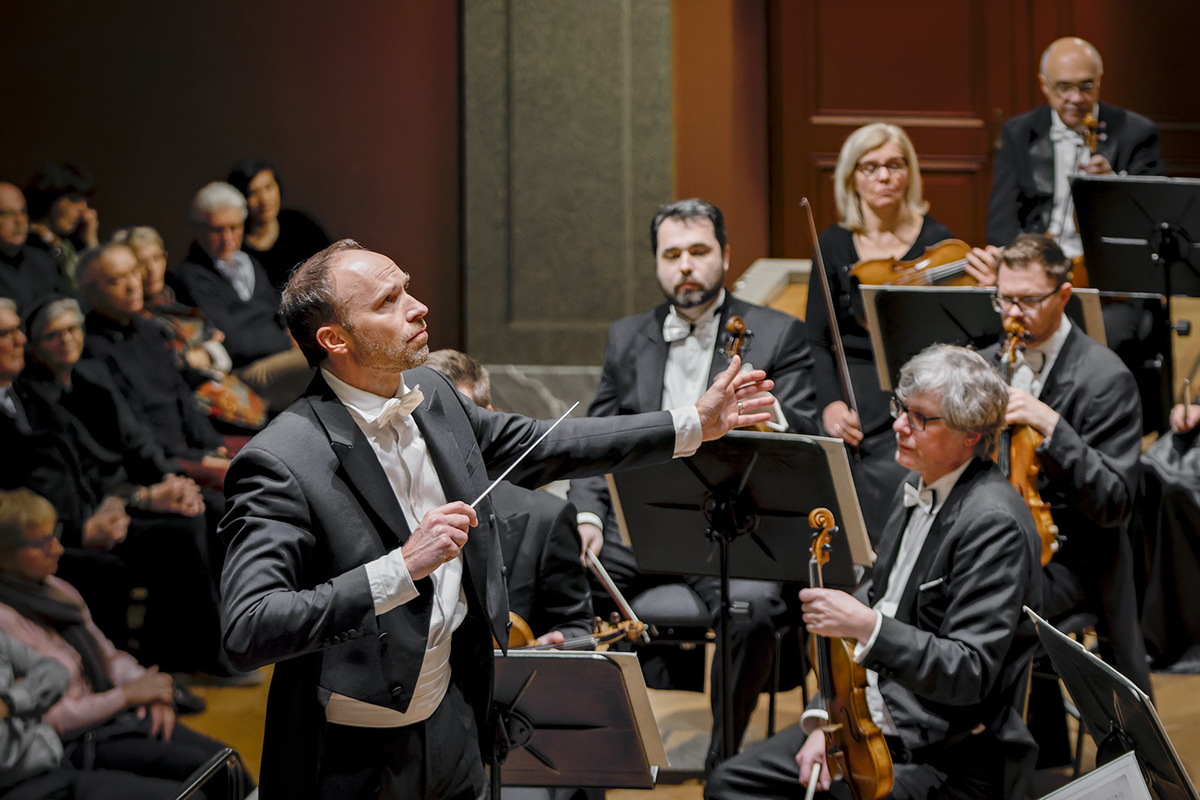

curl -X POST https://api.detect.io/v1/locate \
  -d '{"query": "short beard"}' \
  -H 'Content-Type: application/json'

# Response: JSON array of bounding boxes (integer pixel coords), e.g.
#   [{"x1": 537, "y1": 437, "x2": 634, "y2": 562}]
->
[
  {"x1": 666, "y1": 281, "x2": 722, "y2": 311},
  {"x1": 346, "y1": 324, "x2": 428, "y2": 373}
]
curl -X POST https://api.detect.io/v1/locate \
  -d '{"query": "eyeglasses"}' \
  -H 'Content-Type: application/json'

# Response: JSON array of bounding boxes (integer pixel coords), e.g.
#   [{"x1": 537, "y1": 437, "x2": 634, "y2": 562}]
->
[
  {"x1": 1046, "y1": 79, "x2": 1099, "y2": 96},
  {"x1": 990, "y1": 289, "x2": 1061, "y2": 313},
  {"x1": 890, "y1": 396, "x2": 943, "y2": 432},
  {"x1": 38, "y1": 324, "x2": 83, "y2": 344},
  {"x1": 22, "y1": 524, "x2": 62, "y2": 552},
  {"x1": 856, "y1": 158, "x2": 908, "y2": 178},
  {"x1": 0, "y1": 326, "x2": 22, "y2": 341}
]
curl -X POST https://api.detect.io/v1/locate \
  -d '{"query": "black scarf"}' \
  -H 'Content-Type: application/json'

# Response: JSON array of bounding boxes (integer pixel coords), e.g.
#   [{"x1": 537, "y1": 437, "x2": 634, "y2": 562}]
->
[{"x1": 0, "y1": 573, "x2": 113, "y2": 693}]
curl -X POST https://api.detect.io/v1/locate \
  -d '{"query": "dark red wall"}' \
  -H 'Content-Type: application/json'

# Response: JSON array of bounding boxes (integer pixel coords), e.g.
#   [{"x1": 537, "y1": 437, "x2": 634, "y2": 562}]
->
[{"x1": 0, "y1": 2, "x2": 462, "y2": 347}]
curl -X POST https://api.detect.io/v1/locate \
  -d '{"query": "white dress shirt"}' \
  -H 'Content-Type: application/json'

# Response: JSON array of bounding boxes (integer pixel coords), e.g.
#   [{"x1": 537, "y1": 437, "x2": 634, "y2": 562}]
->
[
  {"x1": 1047, "y1": 110, "x2": 1097, "y2": 259},
  {"x1": 212, "y1": 251, "x2": 257, "y2": 302},
  {"x1": 1010, "y1": 316, "x2": 1071, "y2": 400}
]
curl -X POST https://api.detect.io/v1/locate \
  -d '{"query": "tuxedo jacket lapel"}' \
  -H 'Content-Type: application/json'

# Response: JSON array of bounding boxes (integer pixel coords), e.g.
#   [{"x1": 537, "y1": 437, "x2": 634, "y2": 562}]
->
[
  {"x1": 1030, "y1": 109, "x2": 1055, "y2": 200},
  {"x1": 309, "y1": 380, "x2": 410, "y2": 552},
  {"x1": 636, "y1": 309, "x2": 669, "y2": 411},
  {"x1": 1036, "y1": 325, "x2": 1081, "y2": 412}
]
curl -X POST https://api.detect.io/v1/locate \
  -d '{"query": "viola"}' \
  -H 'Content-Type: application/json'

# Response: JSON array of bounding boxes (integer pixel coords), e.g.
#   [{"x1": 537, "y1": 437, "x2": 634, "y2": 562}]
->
[
  {"x1": 996, "y1": 318, "x2": 1061, "y2": 566},
  {"x1": 495, "y1": 611, "x2": 646, "y2": 651},
  {"x1": 849, "y1": 238, "x2": 979, "y2": 289},
  {"x1": 723, "y1": 315, "x2": 771, "y2": 433},
  {"x1": 807, "y1": 508, "x2": 893, "y2": 800}
]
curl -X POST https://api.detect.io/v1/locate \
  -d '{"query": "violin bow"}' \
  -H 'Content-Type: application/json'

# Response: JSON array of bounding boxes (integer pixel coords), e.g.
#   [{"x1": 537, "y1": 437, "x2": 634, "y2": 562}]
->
[{"x1": 800, "y1": 199, "x2": 859, "y2": 416}]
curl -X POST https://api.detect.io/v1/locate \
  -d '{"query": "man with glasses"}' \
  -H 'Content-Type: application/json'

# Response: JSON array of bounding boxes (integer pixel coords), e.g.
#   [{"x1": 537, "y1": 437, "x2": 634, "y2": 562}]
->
[
  {"x1": 986, "y1": 37, "x2": 1162, "y2": 254},
  {"x1": 706, "y1": 345, "x2": 1042, "y2": 800},
  {"x1": 985, "y1": 233, "x2": 1150, "y2": 768}
]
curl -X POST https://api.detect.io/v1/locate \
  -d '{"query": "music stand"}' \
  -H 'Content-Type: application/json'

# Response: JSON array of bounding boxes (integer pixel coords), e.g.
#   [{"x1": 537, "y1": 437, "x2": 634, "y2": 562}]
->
[
  {"x1": 859, "y1": 285, "x2": 1105, "y2": 392},
  {"x1": 491, "y1": 650, "x2": 667, "y2": 794},
  {"x1": 1072, "y1": 174, "x2": 1200, "y2": 301},
  {"x1": 1027, "y1": 607, "x2": 1200, "y2": 800},
  {"x1": 607, "y1": 430, "x2": 873, "y2": 760}
]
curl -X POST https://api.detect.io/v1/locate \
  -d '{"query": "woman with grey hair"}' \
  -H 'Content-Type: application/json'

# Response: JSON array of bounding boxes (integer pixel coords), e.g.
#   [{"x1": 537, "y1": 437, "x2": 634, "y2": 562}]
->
[{"x1": 805, "y1": 124, "x2": 976, "y2": 543}]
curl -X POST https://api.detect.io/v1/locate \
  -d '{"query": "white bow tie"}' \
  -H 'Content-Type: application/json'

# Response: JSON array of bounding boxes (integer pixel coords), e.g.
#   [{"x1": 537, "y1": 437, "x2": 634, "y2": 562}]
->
[
  {"x1": 1049, "y1": 124, "x2": 1083, "y2": 144},
  {"x1": 1017, "y1": 348, "x2": 1047, "y2": 374},
  {"x1": 374, "y1": 388, "x2": 425, "y2": 429},
  {"x1": 662, "y1": 314, "x2": 695, "y2": 344},
  {"x1": 903, "y1": 482, "x2": 936, "y2": 512}
]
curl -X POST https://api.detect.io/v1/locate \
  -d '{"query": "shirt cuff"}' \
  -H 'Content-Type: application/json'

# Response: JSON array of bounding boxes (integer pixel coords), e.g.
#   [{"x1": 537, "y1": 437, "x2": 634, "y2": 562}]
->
[
  {"x1": 800, "y1": 707, "x2": 828, "y2": 735},
  {"x1": 365, "y1": 549, "x2": 420, "y2": 615},
  {"x1": 765, "y1": 395, "x2": 788, "y2": 432},
  {"x1": 670, "y1": 405, "x2": 703, "y2": 458},
  {"x1": 852, "y1": 611, "x2": 884, "y2": 663},
  {"x1": 576, "y1": 511, "x2": 604, "y2": 533}
]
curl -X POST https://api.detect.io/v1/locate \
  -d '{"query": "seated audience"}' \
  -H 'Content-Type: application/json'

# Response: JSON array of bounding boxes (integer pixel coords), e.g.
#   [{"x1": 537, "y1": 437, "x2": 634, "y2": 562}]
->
[
  {"x1": 0, "y1": 297, "x2": 230, "y2": 675},
  {"x1": 0, "y1": 628, "x2": 189, "y2": 800},
  {"x1": 227, "y1": 157, "x2": 333, "y2": 292},
  {"x1": 0, "y1": 489, "x2": 251, "y2": 798},
  {"x1": 113, "y1": 226, "x2": 267, "y2": 432},
  {"x1": 0, "y1": 183, "x2": 72, "y2": 315},
  {"x1": 23, "y1": 162, "x2": 100, "y2": 290},
  {"x1": 171, "y1": 181, "x2": 311, "y2": 410}
]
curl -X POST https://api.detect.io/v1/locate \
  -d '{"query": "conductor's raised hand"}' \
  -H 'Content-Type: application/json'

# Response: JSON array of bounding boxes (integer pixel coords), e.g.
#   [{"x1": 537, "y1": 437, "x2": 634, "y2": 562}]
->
[
  {"x1": 401, "y1": 501, "x2": 477, "y2": 581},
  {"x1": 697, "y1": 355, "x2": 774, "y2": 441}
]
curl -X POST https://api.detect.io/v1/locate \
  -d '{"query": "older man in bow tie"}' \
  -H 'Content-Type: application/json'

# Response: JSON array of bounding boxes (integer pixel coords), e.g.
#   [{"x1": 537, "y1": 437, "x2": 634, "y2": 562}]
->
[
  {"x1": 706, "y1": 345, "x2": 1042, "y2": 800},
  {"x1": 217, "y1": 238, "x2": 773, "y2": 800}
]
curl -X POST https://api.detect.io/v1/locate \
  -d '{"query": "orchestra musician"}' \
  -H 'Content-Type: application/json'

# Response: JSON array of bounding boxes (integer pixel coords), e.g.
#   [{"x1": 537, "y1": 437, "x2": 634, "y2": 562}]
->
[
  {"x1": 986, "y1": 36, "x2": 1163, "y2": 255},
  {"x1": 979, "y1": 234, "x2": 1151, "y2": 766},
  {"x1": 568, "y1": 198, "x2": 819, "y2": 771},
  {"x1": 705, "y1": 345, "x2": 1042, "y2": 800},
  {"x1": 807, "y1": 123, "x2": 998, "y2": 543},
  {"x1": 216, "y1": 239, "x2": 773, "y2": 800}
]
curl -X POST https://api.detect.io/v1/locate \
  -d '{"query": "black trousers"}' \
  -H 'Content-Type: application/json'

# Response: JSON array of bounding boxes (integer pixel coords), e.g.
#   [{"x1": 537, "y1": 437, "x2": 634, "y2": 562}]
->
[
  {"x1": 4, "y1": 767, "x2": 194, "y2": 800},
  {"x1": 594, "y1": 537, "x2": 791, "y2": 770},
  {"x1": 317, "y1": 683, "x2": 488, "y2": 800},
  {"x1": 704, "y1": 723, "x2": 1008, "y2": 800}
]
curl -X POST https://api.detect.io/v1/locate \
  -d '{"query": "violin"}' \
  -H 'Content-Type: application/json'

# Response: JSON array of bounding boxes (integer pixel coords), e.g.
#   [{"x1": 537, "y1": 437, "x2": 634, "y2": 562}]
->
[
  {"x1": 807, "y1": 508, "x2": 893, "y2": 800},
  {"x1": 495, "y1": 611, "x2": 646, "y2": 651},
  {"x1": 723, "y1": 316, "x2": 771, "y2": 433},
  {"x1": 850, "y1": 238, "x2": 979, "y2": 289},
  {"x1": 996, "y1": 318, "x2": 1060, "y2": 566}
]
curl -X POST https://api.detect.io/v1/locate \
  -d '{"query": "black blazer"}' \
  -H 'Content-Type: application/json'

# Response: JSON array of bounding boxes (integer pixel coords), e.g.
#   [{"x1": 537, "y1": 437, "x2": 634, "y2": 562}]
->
[
  {"x1": 568, "y1": 294, "x2": 819, "y2": 530},
  {"x1": 492, "y1": 481, "x2": 592, "y2": 642},
  {"x1": 218, "y1": 367, "x2": 678, "y2": 799},
  {"x1": 985, "y1": 324, "x2": 1150, "y2": 693},
  {"x1": 986, "y1": 102, "x2": 1163, "y2": 247},
  {"x1": 864, "y1": 459, "x2": 1042, "y2": 799}
]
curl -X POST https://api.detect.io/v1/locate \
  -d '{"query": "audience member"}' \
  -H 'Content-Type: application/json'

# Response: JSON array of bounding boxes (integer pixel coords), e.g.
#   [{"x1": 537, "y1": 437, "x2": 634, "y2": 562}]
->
[
  {"x1": 23, "y1": 163, "x2": 99, "y2": 289},
  {"x1": 0, "y1": 627, "x2": 191, "y2": 800},
  {"x1": 113, "y1": 226, "x2": 267, "y2": 432},
  {"x1": 77, "y1": 243, "x2": 231, "y2": 474},
  {"x1": 228, "y1": 157, "x2": 333, "y2": 292},
  {"x1": 0, "y1": 489, "x2": 251, "y2": 798},
  {"x1": 0, "y1": 183, "x2": 72, "y2": 315},
  {"x1": 171, "y1": 182, "x2": 311, "y2": 410}
]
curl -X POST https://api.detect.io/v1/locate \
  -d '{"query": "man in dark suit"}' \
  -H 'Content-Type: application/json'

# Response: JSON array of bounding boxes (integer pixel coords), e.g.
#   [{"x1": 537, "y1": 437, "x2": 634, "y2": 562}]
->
[
  {"x1": 985, "y1": 234, "x2": 1149, "y2": 765},
  {"x1": 987, "y1": 37, "x2": 1163, "y2": 252},
  {"x1": 424, "y1": 348, "x2": 592, "y2": 646},
  {"x1": 568, "y1": 198, "x2": 819, "y2": 770},
  {"x1": 0, "y1": 184, "x2": 72, "y2": 316},
  {"x1": 705, "y1": 345, "x2": 1042, "y2": 800},
  {"x1": 218, "y1": 239, "x2": 772, "y2": 800}
]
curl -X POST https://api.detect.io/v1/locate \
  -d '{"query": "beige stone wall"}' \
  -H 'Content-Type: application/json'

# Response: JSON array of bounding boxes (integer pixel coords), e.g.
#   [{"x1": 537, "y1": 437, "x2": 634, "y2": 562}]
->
[{"x1": 463, "y1": 0, "x2": 673, "y2": 365}]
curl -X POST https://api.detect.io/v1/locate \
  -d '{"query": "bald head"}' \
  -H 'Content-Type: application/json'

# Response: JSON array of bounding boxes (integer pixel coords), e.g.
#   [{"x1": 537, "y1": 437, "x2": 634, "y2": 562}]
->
[
  {"x1": 1039, "y1": 38, "x2": 1103, "y2": 127},
  {"x1": 0, "y1": 183, "x2": 29, "y2": 248}
]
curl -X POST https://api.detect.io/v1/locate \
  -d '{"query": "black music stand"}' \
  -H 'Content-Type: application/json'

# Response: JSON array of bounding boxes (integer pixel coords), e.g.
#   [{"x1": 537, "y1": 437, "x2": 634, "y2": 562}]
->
[
  {"x1": 608, "y1": 430, "x2": 873, "y2": 761},
  {"x1": 490, "y1": 650, "x2": 667, "y2": 794},
  {"x1": 1027, "y1": 607, "x2": 1200, "y2": 800},
  {"x1": 859, "y1": 285, "x2": 1104, "y2": 391}
]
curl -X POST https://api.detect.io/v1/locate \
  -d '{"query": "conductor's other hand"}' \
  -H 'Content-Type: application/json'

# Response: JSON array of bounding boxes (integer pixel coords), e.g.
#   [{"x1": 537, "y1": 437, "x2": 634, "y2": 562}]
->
[
  {"x1": 697, "y1": 355, "x2": 774, "y2": 441},
  {"x1": 402, "y1": 501, "x2": 477, "y2": 581}
]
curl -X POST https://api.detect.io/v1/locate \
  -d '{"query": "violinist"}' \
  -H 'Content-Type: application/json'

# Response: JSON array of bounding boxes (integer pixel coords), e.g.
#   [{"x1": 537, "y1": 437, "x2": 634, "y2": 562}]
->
[
  {"x1": 569, "y1": 198, "x2": 819, "y2": 772},
  {"x1": 424, "y1": 349, "x2": 592, "y2": 648},
  {"x1": 986, "y1": 37, "x2": 1163, "y2": 255},
  {"x1": 807, "y1": 124, "x2": 997, "y2": 543},
  {"x1": 980, "y1": 235, "x2": 1151, "y2": 767},
  {"x1": 706, "y1": 345, "x2": 1041, "y2": 800}
]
